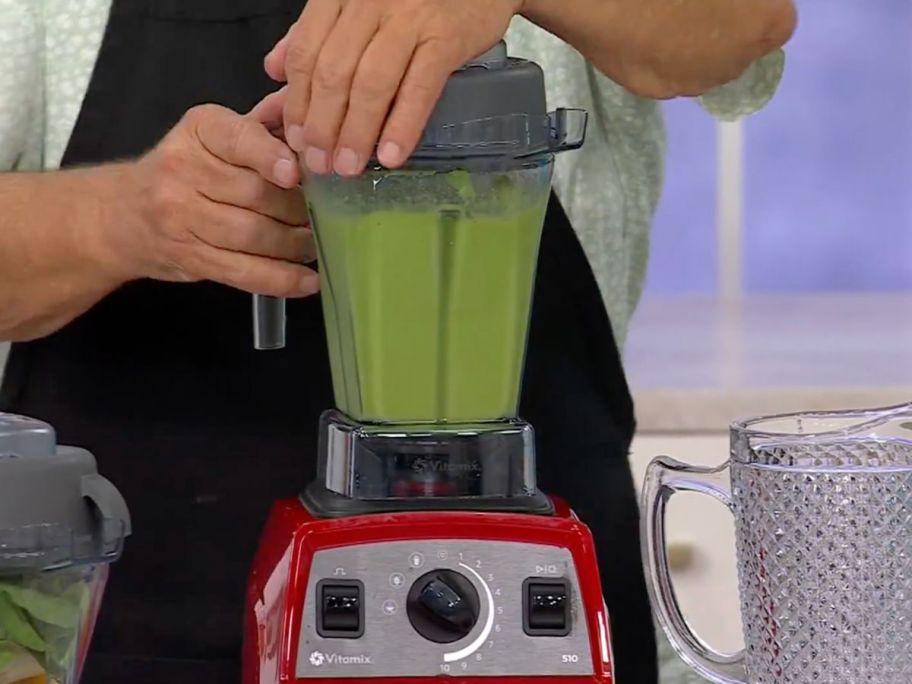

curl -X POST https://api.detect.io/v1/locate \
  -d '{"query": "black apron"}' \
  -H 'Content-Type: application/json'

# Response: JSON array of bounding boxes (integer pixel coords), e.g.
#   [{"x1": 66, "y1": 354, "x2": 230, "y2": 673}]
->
[{"x1": 0, "y1": 0, "x2": 657, "y2": 681}]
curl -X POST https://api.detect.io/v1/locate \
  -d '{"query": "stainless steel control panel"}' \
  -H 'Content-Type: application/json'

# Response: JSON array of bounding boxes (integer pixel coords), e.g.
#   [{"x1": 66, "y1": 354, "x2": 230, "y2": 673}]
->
[{"x1": 296, "y1": 540, "x2": 594, "y2": 678}]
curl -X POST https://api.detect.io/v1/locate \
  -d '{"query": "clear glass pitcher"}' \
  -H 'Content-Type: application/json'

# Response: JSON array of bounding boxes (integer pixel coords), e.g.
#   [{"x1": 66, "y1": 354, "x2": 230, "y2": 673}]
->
[{"x1": 642, "y1": 404, "x2": 912, "y2": 684}]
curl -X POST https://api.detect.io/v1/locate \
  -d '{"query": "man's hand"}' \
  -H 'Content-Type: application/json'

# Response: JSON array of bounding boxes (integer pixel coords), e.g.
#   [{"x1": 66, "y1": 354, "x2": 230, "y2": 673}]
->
[
  {"x1": 263, "y1": 0, "x2": 523, "y2": 177},
  {"x1": 119, "y1": 104, "x2": 319, "y2": 298},
  {"x1": 0, "y1": 105, "x2": 317, "y2": 342}
]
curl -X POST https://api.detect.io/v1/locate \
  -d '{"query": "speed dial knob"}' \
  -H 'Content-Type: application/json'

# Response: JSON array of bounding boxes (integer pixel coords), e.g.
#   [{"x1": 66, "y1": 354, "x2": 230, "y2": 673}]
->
[{"x1": 406, "y1": 569, "x2": 481, "y2": 643}]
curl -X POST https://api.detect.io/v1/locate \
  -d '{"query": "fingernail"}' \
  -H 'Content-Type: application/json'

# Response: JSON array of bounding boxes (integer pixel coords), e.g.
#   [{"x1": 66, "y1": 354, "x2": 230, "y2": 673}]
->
[
  {"x1": 272, "y1": 158, "x2": 297, "y2": 187},
  {"x1": 334, "y1": 148, "x2": 361, "y2": 177},
  {"x1": 304, "y1": 147, "x2": 330, "y2": 175},
  {"x1": 378, "y1": 141, "x2": 402, "y2": 167},
  {"x1": 286, "y1": 125, "x2": 307, "y2": 152},
  {"x1": 303, "y1": 243, "x2": 317, "y2": 263},
  {"x1": 300, "y1": 274, "x2": 320, "y2": 294}
]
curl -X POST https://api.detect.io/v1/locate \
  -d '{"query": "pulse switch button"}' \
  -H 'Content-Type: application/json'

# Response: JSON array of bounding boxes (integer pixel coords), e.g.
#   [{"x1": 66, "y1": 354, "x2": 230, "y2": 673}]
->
[
  {"x1": 523, "y1": 578, "x2": 571, "y2": 636},
  {"x1": 317, "y1": 580, "x2": 364, "y2": 638}
]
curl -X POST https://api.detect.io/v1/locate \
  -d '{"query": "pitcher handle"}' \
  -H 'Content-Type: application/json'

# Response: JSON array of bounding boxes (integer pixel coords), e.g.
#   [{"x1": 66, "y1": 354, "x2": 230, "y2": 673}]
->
[{"x1": 641, "y1": 456, "x2": 747, "y2": 684}]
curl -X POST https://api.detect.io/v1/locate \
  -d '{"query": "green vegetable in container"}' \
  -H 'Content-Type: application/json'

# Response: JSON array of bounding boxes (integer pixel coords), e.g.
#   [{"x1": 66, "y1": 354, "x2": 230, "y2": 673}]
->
[
  {"x1": 0, "y1": 595, "x2": 46, "y2": 654},
  {"x1": 0, "y1": 571, "x2": 93, "y2": 684},
  {"x1": 0, "y1": 643, "x2": 15, "y2": 671},
  {"x1": 446, "y1": 169, "x2": 477, "y2": 204},
  {"x1": 0, "y1": 586, "x2": 80, "y2": 629}
]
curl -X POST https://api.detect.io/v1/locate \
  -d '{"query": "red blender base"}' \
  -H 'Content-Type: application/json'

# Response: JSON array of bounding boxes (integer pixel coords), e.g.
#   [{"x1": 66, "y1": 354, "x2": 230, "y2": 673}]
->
[{"x1": 243, "y1": 496, "x2": 614, "y2": 683}]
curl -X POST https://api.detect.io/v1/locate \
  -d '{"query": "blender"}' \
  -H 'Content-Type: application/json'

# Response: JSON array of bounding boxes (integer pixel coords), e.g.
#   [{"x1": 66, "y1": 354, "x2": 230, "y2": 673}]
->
[
  {"x1": 243, "y1": 42, "x2": 615, "y2": 682},
  {"x1": 0, "y1": 414, "x2": 131, "y2": 684}
]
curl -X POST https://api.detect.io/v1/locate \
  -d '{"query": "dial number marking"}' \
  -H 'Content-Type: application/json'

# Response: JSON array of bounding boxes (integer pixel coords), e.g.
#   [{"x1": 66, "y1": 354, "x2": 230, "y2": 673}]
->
[{"x1": 443, "y1": 562, "x2": 495, "y2": 663}]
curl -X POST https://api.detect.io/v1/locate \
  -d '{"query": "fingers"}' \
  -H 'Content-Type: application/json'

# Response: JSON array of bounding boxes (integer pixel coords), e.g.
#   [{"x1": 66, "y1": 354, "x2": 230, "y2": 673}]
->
[
  {"x1": 191, "y1": 132, "x2": 308, "y2": 225},
  {"x1": 201, "y1": 164, "x2": 309, "y2": 227},
  {"x1": 378, "y1": 40, "x2": 458, "y2": 168},
  {"x1": 330, "y1": 24, "x2": 418, "y2": 176},
  {"x1": 190, "y1": 105, "x2": 300, "y2": 189},
  {"x1": 281, "y1": 0, "x2": 343, "y2": 152},
  {"x1": 190, "y1": 244, "x2": 319, "y2": 298},
  {"x1": 194, "y1": 202, "x2": 315, "y2": 264},
  {"x1": 264, "y1": 29, "x2": 292, "y2": 82},
  {"x1": 297, "y1": 2, "x2": 382, "y2": 175},
  {"x1": 187, "y1": 201, "x2": 318, "y2": 297},
  {"x1": 247, "y1": 87, "x2": 289, "y2": 139}
]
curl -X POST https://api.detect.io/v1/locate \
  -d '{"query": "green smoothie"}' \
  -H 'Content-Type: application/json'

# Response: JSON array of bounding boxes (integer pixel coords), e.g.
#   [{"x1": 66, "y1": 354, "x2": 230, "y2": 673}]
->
[{"x1": 310, "y1": 168, "x2": 550, "y2": 424}]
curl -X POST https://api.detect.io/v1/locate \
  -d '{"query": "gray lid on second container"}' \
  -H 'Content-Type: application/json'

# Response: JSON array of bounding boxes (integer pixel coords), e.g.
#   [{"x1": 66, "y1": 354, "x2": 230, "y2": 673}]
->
[{"x1": 0, "y1": 413, "x2": 132, "y2": 573}]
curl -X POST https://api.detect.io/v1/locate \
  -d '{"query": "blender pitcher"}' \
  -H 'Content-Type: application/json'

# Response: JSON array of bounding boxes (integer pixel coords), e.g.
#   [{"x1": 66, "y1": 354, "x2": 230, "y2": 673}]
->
[
  {"x1": 642, "y1": 404, "x2": 912, "y2": 684},
  {"x1": 0, "y1": 414, "x2": 131, "y2": 684},
  {"x1": 303, "y1": 41, "x2": 586, "y2": 424},
  {"x1": 252, "y1": 41, "x2": 586, "y2": 393}
]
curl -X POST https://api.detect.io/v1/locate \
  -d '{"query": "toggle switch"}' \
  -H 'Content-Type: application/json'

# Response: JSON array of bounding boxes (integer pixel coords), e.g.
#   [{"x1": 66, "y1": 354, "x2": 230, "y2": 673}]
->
[
  {"x1": 523, "y1": 578, "x2": 571, "y2": 636},
  {"x1": 317, "y1": 580, "x2": 364, "y2": 638}
]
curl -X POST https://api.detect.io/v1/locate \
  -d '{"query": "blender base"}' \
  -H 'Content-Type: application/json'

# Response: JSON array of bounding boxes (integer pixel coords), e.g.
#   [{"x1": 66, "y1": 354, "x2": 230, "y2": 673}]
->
[{"x1": 242, "y1": 496, "x2": 615, "y2": 683}]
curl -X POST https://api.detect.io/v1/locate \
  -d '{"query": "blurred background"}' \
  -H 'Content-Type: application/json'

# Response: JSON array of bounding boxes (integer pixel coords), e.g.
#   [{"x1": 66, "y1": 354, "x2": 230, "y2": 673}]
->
[{"x1": 628, "y1": 1, "x2": 912, "y2": 669}]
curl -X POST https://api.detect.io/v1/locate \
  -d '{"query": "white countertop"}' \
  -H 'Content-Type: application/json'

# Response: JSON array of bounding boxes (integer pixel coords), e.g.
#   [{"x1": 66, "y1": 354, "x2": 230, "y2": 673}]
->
[{"x1": 626, "y1": 294, "x2": 912, "y2": 433}]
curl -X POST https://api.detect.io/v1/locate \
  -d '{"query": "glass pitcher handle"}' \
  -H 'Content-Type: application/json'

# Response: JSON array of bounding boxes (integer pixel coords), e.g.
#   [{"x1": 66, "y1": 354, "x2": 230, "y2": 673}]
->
[
  {"x1": 641, "y1": 456, "x2": 747, "y2": 684},
  {"x1": 253, "y1": 294, "x2": 286, "y2": 350}
]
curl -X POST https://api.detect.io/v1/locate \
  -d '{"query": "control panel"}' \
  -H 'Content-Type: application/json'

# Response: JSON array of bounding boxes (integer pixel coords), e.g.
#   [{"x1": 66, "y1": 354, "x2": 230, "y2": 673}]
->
[{"x1": 295, "y1": 540, "x2": 593, "y2": 678}]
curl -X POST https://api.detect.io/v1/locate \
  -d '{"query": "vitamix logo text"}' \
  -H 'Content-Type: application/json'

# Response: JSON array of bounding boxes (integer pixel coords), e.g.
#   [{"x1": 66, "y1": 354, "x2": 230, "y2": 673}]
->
[
  {"x1": 308, "y1": 651, "x2": 373, "y2": 668},
  {"x1": 409, "y1": 456, "x2": 481, "y2": 474}
]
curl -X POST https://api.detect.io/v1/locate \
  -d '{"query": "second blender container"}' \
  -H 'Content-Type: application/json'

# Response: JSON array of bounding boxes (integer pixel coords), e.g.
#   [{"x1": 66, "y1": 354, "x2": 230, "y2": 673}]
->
[{"x1": 0, "y1": 414, "x2": 131, "y2": 684}]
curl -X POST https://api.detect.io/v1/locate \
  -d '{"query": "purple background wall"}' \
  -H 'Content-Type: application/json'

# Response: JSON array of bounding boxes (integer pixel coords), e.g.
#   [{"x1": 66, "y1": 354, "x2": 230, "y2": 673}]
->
[
  {"x1": 644, "y1": 2, "x2": 912, "y2": 295},
  {"x1": 647, "y1": 100, "x2": 718, "y2": 294}
]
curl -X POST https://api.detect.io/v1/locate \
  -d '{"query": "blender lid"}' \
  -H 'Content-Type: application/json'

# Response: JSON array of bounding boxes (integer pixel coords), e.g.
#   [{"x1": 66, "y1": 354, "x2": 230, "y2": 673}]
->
[
  {"x1": 0, "y1": 413, "x2": 132, "y2": 573},
  {"x1": 409, "y1": 40, "x2": 588, "y2": 160}
]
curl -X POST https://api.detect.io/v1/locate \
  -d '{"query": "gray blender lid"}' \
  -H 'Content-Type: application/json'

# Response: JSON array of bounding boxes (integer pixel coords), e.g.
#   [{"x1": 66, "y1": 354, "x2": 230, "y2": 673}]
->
[
  {"x1": 411, "y1": 40, "x2": 588, "y2": 160},
  {"x1": 0, "y1": 413, "x2": 132, "y2": 573}
]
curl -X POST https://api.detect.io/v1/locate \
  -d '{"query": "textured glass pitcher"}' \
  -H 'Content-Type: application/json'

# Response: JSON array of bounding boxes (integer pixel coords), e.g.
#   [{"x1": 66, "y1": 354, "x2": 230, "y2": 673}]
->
[{"x1": 643, "y1": 404, "x2": 912, "y2": 684}]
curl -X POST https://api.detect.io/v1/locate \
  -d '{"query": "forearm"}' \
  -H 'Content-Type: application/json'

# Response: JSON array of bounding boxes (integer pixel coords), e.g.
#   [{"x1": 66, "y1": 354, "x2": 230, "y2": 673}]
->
[
  {"x1": 0, "y1": 164, "x2": 140, "y2": 342},
  {"x1": 520, "y1": 0, "x2": 797, "y2": 97}
]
